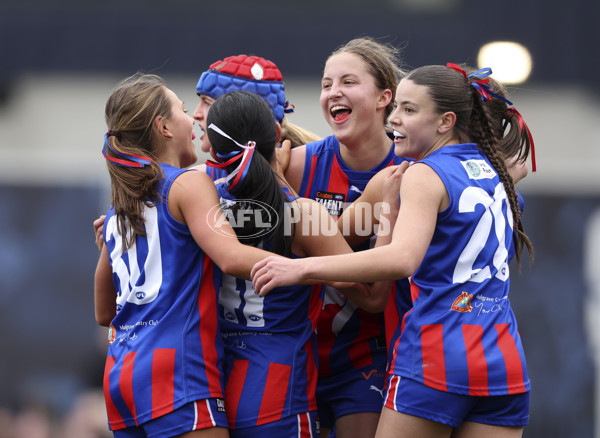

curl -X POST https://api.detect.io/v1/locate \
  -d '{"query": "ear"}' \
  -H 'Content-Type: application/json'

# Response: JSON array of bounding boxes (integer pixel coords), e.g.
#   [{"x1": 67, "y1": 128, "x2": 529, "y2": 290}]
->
[
  {"x1": 154, "y1": 115, "x2": 173, "y2": 139},
  {"x1": 275, "y1": 122, "x2": 282, "y2": 144},
  {"x1": 376, "y1": 89, "x2": 393, "y2": 110},
  {"x1": 438, "y1": 111, "x2": 456, "y2": 134}
]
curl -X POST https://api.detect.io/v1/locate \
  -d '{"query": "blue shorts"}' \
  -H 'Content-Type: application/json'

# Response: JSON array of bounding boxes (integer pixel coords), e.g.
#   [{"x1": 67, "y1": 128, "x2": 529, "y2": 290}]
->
[
  {"x1": 229, "y1": 411, "x2": 318, "y2": 438},
  {"x1": 113, "y1": 399, "x2": 228, "y2": 438},
  {"x1": 385, "y1": 375, "x2": 530, "y2": 428},
  {"x1": 317, "y1": 357, "x2": 387, "y2": 430}
]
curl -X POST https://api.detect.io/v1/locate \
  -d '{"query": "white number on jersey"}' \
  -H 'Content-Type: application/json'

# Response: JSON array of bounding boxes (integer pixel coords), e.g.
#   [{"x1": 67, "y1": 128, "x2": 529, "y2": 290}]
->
[
  {"x1": 219, "y1": 275, "x2": 265, "y2": 327},
  {"x1": 452, "y1": 183, "x2": 513, "y2": 284},
  {"x1": 106, "y1": 206, "x2": 163, "y2": 307}
]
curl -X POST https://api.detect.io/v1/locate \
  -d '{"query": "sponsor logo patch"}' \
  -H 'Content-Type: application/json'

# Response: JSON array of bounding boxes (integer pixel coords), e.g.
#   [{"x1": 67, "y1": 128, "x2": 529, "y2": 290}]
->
[
  {"x1": 461, "y1": 160, "x2": 496, "y2": 180},
  {"x1": 315, "y1": 191, "x2": 346, "y2": 217}
]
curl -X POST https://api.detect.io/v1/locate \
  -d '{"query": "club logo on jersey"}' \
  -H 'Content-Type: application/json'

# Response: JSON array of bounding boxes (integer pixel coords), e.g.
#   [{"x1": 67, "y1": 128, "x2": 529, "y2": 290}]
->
[
  {"x1": 108, "y1": 323, "x2": 116, "y2": 343},
  {"x1": 451, "y1": 291, "x2": 474, "y2": 312},
  {"x1": 461, "y1": 160, "x2": 496, "y2": 180},
  {"x1": 315, "y1": 191, "x2": 346, "y2": 217}
]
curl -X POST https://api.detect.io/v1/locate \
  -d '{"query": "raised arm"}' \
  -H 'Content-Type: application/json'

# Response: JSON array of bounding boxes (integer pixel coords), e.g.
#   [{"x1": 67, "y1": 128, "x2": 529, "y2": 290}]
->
[
  {"x1": 291, "y1": 197, "x2": 393, "y2": 313},
  {"x1": 170, "y1": 170, "x2": 273, "y2": 279},
  {"x1": 251, "y1": 163, "x2": 443, "y2": 293}
]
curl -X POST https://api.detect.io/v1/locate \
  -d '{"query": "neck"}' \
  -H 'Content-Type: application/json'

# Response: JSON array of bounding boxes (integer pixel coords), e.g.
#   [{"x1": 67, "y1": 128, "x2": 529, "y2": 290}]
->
[
  {"x1": 338, "y1": 129, "x2": 392, "y2": 171},
  {"x1": 420, "y1": 134, "x2": 461, "y2": 160}
]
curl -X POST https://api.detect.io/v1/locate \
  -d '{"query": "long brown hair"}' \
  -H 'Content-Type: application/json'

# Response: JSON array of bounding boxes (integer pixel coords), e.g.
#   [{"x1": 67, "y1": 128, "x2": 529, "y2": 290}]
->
[
  {"x1": 406, "y1": 65, "x2": 533, "y2": 267},
  {"x1": 103, "y1": 73, "x2": 170, "y2": 249}
]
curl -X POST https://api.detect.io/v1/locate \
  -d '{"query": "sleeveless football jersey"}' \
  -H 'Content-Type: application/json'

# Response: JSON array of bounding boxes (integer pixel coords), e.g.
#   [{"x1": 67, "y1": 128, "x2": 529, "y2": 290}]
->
[
  {"x1": 213, "y1": 186, "x2": 324, "y2": 429},
  {"x1": 102, "y1": 164, "x2": 224, "y2": 430},
  {"x1": 387, "y1": 144, "x2": 530, "y2": 397},
  {"x1": 298, "y1": 135, "x2": 412, "y2": 377}
]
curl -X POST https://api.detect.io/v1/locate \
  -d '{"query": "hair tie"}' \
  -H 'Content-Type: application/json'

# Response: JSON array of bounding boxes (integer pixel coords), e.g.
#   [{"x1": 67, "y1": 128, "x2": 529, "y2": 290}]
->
[
  {"x1": 506, "y1": 107, "x2": 536, "y2": 172},
  {"x1": 107, "y1": 130, "x2": 122, "y2": 140},
  {"x1": 447, "y1": 63, "x2": 514, "y2": 104},
  {"x1": 102, "y1": 132, "x2": 152, "y2": 168},
  {"x1": 283, "y1": 100, "x2": 295, "y2": 115},
  {"x1": 205, "y1": 123, "x2": 256, "y2": 191}
]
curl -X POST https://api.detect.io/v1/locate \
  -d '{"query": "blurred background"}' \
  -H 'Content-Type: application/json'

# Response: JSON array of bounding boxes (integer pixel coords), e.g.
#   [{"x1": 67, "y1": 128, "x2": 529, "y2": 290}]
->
[{"x1": 0, "y1": 0, "x2": 599, "y2": 436}]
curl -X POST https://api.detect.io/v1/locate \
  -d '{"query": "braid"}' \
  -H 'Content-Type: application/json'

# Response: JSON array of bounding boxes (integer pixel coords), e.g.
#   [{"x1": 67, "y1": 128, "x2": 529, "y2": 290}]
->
[{"x1": 470, "y1": 93, "x2": 534, "y2": 267}]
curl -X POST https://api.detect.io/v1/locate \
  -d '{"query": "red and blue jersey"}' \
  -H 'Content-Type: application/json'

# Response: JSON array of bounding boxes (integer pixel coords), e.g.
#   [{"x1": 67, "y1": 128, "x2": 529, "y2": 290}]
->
[
  {"x1": 297, "y1": 135, "x2": 412, "y2": 377},
  {"x1": 102, "y1": 164, "x2": 224, "y2": 430},
  {"x1": 387, "y1": 144, "x2": 530, "y2": 396},
  {"x1": 213, "y1": 188, "x2": 324, "y2": 429}
]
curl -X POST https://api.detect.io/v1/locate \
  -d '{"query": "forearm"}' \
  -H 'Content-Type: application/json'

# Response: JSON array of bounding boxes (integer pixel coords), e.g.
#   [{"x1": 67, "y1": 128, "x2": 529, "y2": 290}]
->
[
  {"x1": 299, "y1": 245, "x2": 409, "y2": 284},
  {"x1": 217, "y1": 244, "x2": 275, "y2": 280}
]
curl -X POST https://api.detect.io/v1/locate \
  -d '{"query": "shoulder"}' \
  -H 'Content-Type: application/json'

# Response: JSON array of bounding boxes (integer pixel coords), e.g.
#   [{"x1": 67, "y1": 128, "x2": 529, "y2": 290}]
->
[
  {"x1": 169, "y1": 169, "x2": 215, "y2": 196},
  {"x1": 189, "y1": 163, "x2": 207, "y2": 173}
]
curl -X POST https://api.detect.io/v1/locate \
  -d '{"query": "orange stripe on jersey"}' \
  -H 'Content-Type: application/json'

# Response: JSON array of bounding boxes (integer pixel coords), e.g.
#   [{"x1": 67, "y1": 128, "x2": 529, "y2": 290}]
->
[
  {"x1": 461, "y1": 325, "x2": 489, "y2": 396},
  {"x1": 495, "y1": 323, "x2": 527, "y2": 394},
  {"x1": 302, "y1": 155, "x2": 319, "y2": 198},
  {"x1": 151, "y1": 348, "x2": 176, "y2": 418},
  {"x1": 225, "y1": 359, "x2": 249, "y2": 428},
  {"x1": 197, "y1": 256, "x2": 222, "y2": 397},
  {"x1": 257, "y1": 363, "x2": 292, "y2": 424},
  {"x1": 103, "y1": 356, "x2": 125, "y2": 428},
  {"x1": 421, "y1": 324, "x2": 447, "y2": 391},
  {"x1": 120, "y1": 351, "x2": 137, "y2": 425}
]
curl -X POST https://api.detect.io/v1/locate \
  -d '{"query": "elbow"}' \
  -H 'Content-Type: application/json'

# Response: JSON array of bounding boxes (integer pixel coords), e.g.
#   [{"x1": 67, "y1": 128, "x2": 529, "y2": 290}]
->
[
  {"x1": 95, "y1": 311, "x2": 113, "y2": 327},
  {"x1": 217, "y1": 258, "x2": 250, "y2": 280}
]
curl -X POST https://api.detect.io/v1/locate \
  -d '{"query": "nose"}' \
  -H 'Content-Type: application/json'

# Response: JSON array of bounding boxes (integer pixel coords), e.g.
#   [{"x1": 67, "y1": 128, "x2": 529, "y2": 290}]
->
[
  {"x1": 192, "y1": 102, "x2": 203, "y2": 121},
  {"x1": 327, "y1": 82, "x2": 342, "y2": 99},
  {"x1": 388, "y1": 107, "x2": 401, "y2": 126}
]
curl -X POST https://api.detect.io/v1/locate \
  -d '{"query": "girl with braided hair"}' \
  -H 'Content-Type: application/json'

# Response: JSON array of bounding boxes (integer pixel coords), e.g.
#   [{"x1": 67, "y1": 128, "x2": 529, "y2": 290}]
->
[{"x1": 251, "y1": 64, "x2": 534, "y2": 437}]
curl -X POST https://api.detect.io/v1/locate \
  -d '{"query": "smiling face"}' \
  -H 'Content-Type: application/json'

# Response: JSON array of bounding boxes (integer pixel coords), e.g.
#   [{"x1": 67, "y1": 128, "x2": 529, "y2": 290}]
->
[
  {"x1": 388, "y1": 78, "x2": 448, "y2": 160},
  {"x1": 164, "y1": 88, "x2": 197, "y2": 167},
  {"x1": 319, "y1": 52, "x2": 390, "y2": 147},
  {"x1": 193, "y1": 94, "x2": 216, "y2": 153}
]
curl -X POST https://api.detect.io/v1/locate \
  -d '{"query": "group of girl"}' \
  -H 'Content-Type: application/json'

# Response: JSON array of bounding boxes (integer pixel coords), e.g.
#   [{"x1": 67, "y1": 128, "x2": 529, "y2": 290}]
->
[{"x1": 94, "y1": 37, "x2": 535, "y2": 438}]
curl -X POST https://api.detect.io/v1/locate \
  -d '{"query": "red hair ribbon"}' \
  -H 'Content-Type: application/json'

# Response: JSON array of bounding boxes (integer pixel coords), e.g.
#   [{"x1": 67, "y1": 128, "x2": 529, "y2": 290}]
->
[
  {"x1": 102, "y1": 132, "x2": 152, "y2": 168},
  {"x1": 447, "y1": 63, "x2": 496, "y2": 102},
  {"x1": 205, "y1": 123, "x2": 256, "y2": 191},
  {"x1": 447, "y1": 63, "x2": 467, "y2": 78},
  {"x1": 507, "y1": 107, "x2": 536, "y2": 172}
]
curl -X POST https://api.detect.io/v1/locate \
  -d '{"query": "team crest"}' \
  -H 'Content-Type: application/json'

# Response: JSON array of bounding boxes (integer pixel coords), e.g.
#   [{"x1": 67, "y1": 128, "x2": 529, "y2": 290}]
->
[
  {"x1": 108, "y1": 323, "x2": 116, "y2": 343},
  {"x1": 451, "y1": 292, "x2": 473, "y2": 312}
]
